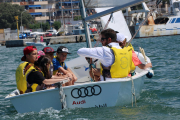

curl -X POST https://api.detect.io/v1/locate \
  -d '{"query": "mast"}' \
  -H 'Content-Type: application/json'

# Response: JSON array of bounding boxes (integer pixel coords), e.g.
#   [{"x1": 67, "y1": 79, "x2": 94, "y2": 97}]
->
[
  {"x1": 71, "y1": 0, "x2": 73, "y2": 21},
  {"x1": 79, "y1": 0, "x2": 92, "y2": 48},
  {"x1": 61, "y1": 0, "x2": 64, "y2": 32}
]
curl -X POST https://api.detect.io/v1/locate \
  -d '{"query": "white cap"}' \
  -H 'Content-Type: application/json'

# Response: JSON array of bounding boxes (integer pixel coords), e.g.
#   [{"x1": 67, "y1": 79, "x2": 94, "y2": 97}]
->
[{"x1": 116, "y1": 33, "x2": 127, "y2": 42}]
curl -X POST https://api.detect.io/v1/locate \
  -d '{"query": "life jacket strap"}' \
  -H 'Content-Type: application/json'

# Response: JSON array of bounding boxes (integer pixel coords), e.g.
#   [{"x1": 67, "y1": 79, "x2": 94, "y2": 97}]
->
[
  {"x1": 101, "y1": 63, "x2": 111, "y2": 80},
  {"x1": 106, "y1": 44, "x2": 112, "y2": 48},
  {"x1": 24, "y1": 63, "x2": 41, "y2": 93},
  {"x1": 24, "y1": 63, "x2": 31, "y2": 75}
]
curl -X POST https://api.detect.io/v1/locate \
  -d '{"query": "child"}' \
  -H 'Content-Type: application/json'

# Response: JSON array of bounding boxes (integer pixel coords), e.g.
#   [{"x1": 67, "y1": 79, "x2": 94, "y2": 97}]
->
[{"x1": 53, "y1": 46, "x2": 77, "y2": 86}]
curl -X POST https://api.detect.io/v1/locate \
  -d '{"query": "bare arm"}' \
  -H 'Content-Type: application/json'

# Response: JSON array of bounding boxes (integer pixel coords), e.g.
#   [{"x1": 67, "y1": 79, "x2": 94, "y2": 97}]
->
[
  {"x1": 138, "y1": 63, "x2": 152, "y2": 69},
  {"x1": 93, "y1": 68, "x2": 101, "y2": 76},
  {"x1": 57, "y1": 67, "x2": 74, "y2": 80},
  {"x1": 58, "y1": 67, "x2": 69, "y2": 74},
  {"x1": 67, "y1": 68, "x2": 77, "y2": 81},
  {"x1": 51, "y1": 74, "x2": 68, "y2": 79},
  {"x1": 43, "y1": 77, "x2": 69, "y2": 85},
  {"x1": 67, "y1": 68, "x2": 74, "y2": 74}
]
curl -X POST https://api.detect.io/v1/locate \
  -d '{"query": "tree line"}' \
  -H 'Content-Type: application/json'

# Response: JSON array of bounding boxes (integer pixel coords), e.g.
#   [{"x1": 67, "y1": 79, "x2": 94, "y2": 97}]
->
[{"x1": 0, "y1": 3, "x2": 61, "y2": 31}]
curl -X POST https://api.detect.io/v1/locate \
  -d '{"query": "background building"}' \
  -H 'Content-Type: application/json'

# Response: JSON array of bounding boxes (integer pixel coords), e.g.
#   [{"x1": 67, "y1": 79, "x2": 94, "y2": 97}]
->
[{"x1": 1, "y1": 0, "x2": 95, "y2": 25}]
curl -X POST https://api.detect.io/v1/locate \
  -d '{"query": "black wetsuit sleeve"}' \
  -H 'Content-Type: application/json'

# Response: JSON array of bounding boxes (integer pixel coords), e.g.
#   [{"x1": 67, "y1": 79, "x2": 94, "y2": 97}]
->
[{"x1": 27, "y1": 71, "x2": 45, "y2": 86}]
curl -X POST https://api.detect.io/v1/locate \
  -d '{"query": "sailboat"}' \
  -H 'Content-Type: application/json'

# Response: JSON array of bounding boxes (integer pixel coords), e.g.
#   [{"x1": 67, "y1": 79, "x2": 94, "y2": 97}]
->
[{"x1": 5, "y1": 0, "x2": 153, "y2": 113}]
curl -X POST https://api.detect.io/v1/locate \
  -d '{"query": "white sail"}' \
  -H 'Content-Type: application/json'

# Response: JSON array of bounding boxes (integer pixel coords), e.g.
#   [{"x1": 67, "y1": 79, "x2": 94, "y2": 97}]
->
[
  {"x1": 84, "y1": 0, "x2": 147, "y2": 8},
  {"x1": 95, "y1": 8, "x2": 132, "y2": 41}
]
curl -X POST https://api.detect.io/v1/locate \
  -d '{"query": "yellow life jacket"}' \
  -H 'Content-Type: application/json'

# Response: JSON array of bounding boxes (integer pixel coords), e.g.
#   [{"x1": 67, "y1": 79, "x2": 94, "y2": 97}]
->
[
  {"x1": 53, "y1": 56, "x2": 65, "y2": 75},
  {"x1": 126, "y1": 45, "x2": 136, "y2": 72},
  {"x1": 16, "y1": 62, "x2": 39, "y2": 94},
  {"x1": 100, "y1": 47, "x2": 132, "y2": 78},
  {"x1": 126, "y1": 43, "x2": 134, "y2": 50}
]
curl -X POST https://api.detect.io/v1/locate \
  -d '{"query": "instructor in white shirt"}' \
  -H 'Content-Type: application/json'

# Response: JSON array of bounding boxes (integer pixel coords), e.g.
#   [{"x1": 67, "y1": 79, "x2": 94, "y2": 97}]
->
[{"x1": 77, "y1": 28, "x2": 131, "y2": 81}]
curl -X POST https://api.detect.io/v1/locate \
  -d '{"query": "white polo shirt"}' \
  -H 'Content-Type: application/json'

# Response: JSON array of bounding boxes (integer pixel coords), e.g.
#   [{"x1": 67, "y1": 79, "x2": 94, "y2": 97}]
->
[
  {"x1": 77, "y1": 42, "x2": 122, "y2": 81},
  {"x1": 77, "y1": 42, "x2": 121, "y2": 67}
]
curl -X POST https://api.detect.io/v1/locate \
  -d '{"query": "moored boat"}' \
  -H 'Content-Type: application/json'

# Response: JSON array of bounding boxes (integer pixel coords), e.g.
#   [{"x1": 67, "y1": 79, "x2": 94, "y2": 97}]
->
[
  {"x1": 124, "y1": 1, "x2": 180, "y2": 38},
  {"x1": 25, "y1": 42, "x2": 46, "y2": 46}
]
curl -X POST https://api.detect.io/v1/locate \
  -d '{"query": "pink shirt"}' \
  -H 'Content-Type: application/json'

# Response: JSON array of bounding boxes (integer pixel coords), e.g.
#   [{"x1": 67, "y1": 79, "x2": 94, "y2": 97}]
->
[
  {"x1": 40, "y1": 36, "x2": 43, "y2": 42},
  {"x1": 132, "y1": 50, "x2": 142, "y2": 66},
  {"x1": 128, "y1": 50, "x2": 142, "y2": 77}
]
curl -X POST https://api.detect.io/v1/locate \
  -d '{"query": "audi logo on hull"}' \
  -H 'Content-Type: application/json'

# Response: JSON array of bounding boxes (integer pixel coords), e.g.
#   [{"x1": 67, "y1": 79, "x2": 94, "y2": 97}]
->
[{"x1": 71, "y1": 85, "x2": 102, "y2": 99}]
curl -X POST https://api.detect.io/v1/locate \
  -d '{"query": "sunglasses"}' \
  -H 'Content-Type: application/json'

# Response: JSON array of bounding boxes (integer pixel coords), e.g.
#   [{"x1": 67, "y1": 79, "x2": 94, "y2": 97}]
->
[{"x1": 101, "y1": 37, "x2": 107, "y2": 41}]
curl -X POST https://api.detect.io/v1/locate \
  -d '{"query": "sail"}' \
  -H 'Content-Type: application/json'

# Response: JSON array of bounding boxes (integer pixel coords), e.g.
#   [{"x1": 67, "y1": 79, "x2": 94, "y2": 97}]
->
[
  {"x1": 95, "y1": 8, "x2": 132, "y2": 42},
  {"x1": 84, "y1": 0, "x2": 147, "y2": 8}
]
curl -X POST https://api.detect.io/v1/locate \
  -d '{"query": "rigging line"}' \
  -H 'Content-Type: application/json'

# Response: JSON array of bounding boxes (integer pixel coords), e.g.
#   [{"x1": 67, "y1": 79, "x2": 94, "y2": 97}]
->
[
  {"x1": 156, "y1": 0, "x2": 162, "y2": 6},
  {"x1": 85, "y1": 0, "x2": 91, "y2": 8},
  {"x1": 126, "y1": 0, "x2": 162, "y2": 47},
  {"x1": 94, "y1": 12, "x2": 113, "y2": 47}
]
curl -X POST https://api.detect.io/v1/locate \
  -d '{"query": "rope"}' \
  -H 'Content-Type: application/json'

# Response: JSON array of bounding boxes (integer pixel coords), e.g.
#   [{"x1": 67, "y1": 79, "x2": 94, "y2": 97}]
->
[
  {"x1": 139, "y1": 47, "x2": 147, "y2": 64},
  {"x1": 55, "y1": 80, "x2": 69, "y2": 109},
  {"x1": 59, "y1": 83, "x2": 67, "y2": 109},
  {"x1": 130, "y1": 76, "x2": 137, "y2": 107}
]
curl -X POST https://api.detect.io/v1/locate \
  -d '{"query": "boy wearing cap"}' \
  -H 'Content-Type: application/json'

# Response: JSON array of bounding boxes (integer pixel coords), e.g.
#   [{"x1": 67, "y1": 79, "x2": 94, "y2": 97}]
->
[
  {"x1": 53, "y1": 46, "x2": 77, "y2": 85},
  {"x1": 16, "y1": 46, "x2": 39, "y2": 94},
  {"x1": 42, "y1": 47, "x2": 70, "y2": 80}
]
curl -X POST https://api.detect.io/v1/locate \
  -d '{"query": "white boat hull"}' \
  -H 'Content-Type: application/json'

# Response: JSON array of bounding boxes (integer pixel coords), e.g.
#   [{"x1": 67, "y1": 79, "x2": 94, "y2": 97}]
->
[
  {"x1": 134, "y1": 16, "x2": 180, "y2": 38},
  {"x1": 25, "y1": 42, "x2": 46, "y2": 46},
  {"x1": 65, "y1": 74, "x2": 145, "y2": 109},
  {"x1": 6, "y1": 73, "x2": 145, "y2": 113}
]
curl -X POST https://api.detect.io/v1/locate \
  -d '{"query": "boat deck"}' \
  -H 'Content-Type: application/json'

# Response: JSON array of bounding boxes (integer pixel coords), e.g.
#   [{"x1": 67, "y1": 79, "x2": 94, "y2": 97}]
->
[
  {"x1": 74, "y1": 76, "x2": 91, "y2": 85},
  {"x1": 74, "y1": 79, "x2": 91, "y2": 85}
]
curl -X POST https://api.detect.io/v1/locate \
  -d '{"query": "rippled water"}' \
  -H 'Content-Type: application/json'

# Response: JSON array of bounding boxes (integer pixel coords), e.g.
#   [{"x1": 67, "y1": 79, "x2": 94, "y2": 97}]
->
[{"x1": 0, "y1": 35, "x2": 180, "y2": 119}]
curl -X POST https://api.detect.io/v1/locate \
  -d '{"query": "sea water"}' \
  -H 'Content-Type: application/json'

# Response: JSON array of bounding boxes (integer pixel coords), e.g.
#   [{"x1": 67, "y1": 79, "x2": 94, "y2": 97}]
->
[{"x1": 0, "y1": 35, "x2": 180, "y2": 119}]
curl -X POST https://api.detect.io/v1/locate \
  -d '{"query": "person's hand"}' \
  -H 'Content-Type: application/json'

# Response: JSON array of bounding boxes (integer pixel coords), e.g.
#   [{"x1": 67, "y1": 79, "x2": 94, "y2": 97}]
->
[
  {"x1": 148, "y1": 63, "x2": 152, "y2": 68},
  {"x1": 67, "y1": 77, "x2": 72, "y2": 82},
  {"x1": 66, "y1": 72, "x2": 73, "y2": 78},
  {"x1": 55, "y1": 72, "x2": 62, "y2": 76},
  {"x1": 72, "y1": 74, "x2": 78, "y2": 82},
  {"x1": 144, "y1": 63, "x2": 152, "y2": 69}
]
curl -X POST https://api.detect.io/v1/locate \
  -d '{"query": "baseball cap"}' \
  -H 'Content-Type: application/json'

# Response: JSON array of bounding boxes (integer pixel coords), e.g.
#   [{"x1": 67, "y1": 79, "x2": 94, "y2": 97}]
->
[
  {"x1": 57, "y1": 46, "x2": 71, "y2": 54},
  {"x1": 38, "y1": 51, "x2": 45, "y2": 56},
  {"x1": 42, "y1": 47, "x2": 56, "y2": 53},
  {"x1": 21, "y1": 46, "x2": 37, "y2": 61},
  {"x1": 116, "y1": 33, "x2": 127, "y2": 42}
]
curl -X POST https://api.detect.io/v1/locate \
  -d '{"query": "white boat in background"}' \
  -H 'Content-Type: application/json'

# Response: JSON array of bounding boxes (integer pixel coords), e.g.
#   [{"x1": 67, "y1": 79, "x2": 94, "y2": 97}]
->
[
  {"x1": 25, "y1": 42, "x2": 46, "y2": 46},
  {"x1": 124, "y1": 1, "x2": 180, "y2": 38},
  {"x1": 5, "y1": 0, "x2": 153, "y2": 113}
]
